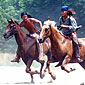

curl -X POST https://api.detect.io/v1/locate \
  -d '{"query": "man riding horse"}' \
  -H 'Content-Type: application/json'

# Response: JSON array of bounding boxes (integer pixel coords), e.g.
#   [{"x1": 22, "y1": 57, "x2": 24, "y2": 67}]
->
[
  {"x1": 58, "y1": 6, "x2": 83, "y2": 62},
  {"x1": 11, "y1": 12, "x2": 43, "y2": 63}
]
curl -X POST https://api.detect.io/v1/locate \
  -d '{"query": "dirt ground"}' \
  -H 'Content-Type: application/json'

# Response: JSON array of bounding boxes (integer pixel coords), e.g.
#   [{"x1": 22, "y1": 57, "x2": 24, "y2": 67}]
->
[{"x1": 0, "y1": 63, "x2": 85, "y2": 85}]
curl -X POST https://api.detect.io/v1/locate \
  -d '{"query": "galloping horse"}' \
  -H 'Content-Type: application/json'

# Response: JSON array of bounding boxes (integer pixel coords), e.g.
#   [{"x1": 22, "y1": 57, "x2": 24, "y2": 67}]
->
[
  {"x1": 39, "y1": 20, "x2": 85, "y2": 73},
  {"x1": 3, "y1": 19, "x2": 52, "y2": 83}
]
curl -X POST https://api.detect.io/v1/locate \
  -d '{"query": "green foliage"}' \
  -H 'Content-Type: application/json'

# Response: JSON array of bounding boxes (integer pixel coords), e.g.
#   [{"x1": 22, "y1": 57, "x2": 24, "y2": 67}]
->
[
  {"x1": 0, "y1": 0, "x2": 85, "y2": 42},
  {"x1": 0, "y1": 0, "x2": 85, "y2": 34},
  {"x1": 0, "y1": 0, "x2": 85, "y2": 66}
]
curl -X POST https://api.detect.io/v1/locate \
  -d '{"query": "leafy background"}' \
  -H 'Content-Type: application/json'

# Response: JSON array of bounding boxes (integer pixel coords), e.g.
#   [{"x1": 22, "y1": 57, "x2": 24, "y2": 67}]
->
[{"x1": 0, "y1": 0, "x2": 85, "y2": 66}]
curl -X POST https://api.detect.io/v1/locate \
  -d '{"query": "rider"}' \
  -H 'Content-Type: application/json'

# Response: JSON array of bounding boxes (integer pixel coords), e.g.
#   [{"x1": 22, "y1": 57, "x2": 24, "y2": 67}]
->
[
  {"x1": 58, "y1": 6, "x2": 83, "y2": 62},
  {"x1": 11, "y1": 12, "x2": 43, "y2": 63}
]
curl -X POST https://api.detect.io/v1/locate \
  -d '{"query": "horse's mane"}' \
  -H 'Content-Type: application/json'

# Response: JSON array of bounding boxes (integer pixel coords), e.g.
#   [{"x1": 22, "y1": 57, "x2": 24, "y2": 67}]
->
[
  {"x1": 44, "y1": 20, "x2": 56, "y2": 26},
  {"x1": 15, "y1": 21, "x2": 20, "y2": 25},
  {"x1": 43, "y1": 20, "x2": 64, "y2": 36},
  {"x1": 43, "y1": 20, "x2": 71, "y2": 40}
]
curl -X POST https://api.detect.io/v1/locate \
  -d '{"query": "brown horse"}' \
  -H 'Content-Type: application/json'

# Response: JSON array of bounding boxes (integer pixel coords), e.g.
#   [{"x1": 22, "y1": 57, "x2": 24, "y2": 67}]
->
[
  {"x1": 39, "y1": 20, "x2": 85, "y2": 73},
  {"x1": 3, "y1": 19, "x2": 52, "y2": 83}
]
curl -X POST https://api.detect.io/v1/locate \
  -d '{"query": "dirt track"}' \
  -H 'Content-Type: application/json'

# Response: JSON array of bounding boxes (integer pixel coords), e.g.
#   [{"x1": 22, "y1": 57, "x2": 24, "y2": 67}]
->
[{"x1": 0, "y1": 63, "x2": 85, "y2": 85}]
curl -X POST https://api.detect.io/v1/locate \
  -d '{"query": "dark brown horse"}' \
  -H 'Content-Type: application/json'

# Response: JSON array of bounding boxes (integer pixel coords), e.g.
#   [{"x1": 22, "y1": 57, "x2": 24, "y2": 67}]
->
[
  {"x1": 3, "y1": 19, "x2": 52, "y2": 83},
  {"x1": 39, "y1": 20, "x2": 85, "y2": 73}
]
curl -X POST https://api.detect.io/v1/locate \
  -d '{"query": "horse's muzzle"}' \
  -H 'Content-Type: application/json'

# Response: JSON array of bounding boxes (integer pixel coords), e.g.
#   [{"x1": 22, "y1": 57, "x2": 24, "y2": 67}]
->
[
  {"x1": 3, "y1": 33, "x2": 12, "y2": 40},
  {"x1": 3, "y1": 33, "x2": 8, "y2": 39}
]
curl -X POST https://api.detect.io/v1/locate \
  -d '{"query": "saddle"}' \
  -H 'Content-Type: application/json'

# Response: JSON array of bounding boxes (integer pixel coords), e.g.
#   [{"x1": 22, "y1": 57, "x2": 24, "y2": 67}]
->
[{"x1": 64, "y1": 35, "x2": 82, "y2": 48}]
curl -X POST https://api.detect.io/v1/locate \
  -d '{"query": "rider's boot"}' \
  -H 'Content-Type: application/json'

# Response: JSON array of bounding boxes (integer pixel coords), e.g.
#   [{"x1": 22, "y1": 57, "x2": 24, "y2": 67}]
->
[{"x1": 11, "y1": 56, "x2": 20, "y2": 63}]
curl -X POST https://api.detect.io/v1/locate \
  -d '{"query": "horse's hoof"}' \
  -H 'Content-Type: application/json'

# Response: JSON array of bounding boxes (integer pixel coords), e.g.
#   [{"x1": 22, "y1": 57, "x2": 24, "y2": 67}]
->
[
  {"x1": 40, "y1": 74, "x2": 45, "y2": 79},
  {"x1": 31, "y1": 80, "x2": 35, "y2": 84},
  {"x1": 70, "y1": 68, "x2": 76, "y2": 71},
  {"x1": 52, "y1": 75, "x2": 56, "y2": 80},
  {"x1": 61, "y1": 66, "x2": 70, "y2": 73},
  {"x1": 53, "y1": 76, "x2": 56, "y2": 80},
  {"x1": 42, "y1": 74, "x2": 45, "y2": 78}
]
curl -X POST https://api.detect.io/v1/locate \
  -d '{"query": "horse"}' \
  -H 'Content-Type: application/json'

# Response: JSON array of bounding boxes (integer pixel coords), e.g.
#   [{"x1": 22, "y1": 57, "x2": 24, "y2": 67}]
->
[
  {"x1": 3, "y1": 19, "x2": 52, "y2": 83},
  {"x1": 39, "y1": 20, "x2": 85, "y2": 73}
]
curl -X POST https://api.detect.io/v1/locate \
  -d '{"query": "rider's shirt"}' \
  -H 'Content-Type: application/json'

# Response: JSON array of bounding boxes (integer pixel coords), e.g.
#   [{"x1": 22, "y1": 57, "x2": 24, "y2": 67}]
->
[
  {"x1": 20, "y1": 19, "x2": 39, "y2": 34},
  {"x1": 59, "y1": 16, "x2": 78, "y2": 35}
]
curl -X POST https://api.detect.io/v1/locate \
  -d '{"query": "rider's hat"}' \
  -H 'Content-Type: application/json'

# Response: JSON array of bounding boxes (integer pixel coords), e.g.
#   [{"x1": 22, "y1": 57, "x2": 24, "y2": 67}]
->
[{"x1": 61, "y1": 6, "x2": 69, "y2": 11}]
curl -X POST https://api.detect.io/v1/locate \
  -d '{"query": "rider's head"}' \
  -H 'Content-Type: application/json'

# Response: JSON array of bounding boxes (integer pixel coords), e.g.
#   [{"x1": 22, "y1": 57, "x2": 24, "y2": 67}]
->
[
  {"x1": 21, "y1": 12, "x2": 27, "y2": 18},
  {"x1": 21, "y1": 12, "x2": 28, "y2": 21},
  {"x1": 61, "y1": 6, "x2": 75, "y2": 16},
  {"x1": 21, "y1": 12, "x2": 32, "y2": 18},
  {"x1": 21, "y1": 12, "x2": 32, "y2": 21},
  {"x1": 61, "y1": 6, "x2": 69, "y2": 17}
]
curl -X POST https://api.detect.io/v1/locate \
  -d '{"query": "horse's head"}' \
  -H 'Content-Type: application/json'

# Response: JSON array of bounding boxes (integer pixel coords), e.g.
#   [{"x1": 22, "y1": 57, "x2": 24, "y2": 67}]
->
[
  {"x1": 39, "y1": 20, "x2": 56, "y2": 43},
  {"x1": 3, "y1": 19, "x2": 18, "y2": 40}
]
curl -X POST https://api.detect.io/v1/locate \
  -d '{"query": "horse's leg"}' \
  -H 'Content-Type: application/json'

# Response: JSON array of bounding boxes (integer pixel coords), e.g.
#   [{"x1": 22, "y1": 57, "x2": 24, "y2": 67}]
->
[
  {"x1": 43, "y1": 60, "x2": 53, "y2": 77},
  {"x1": 42, "y1": 60, "x2": 49, "y2": 78},
  {"x1": 25, "y1": 59, "x2": 34, "y2": 83},
  {"x1": 43, "y1": 51, "x2": 56, "y2": 80},
  {"x1": 43, "y1": 50, "x2": 52, "y2": 76},
  {"x1": 46, "y1": 61, "x2": 56, "y2": 80},
  {"x1": 37, "y1": 60, "x2": 45, "y2": 79},
  {"x1": 55, "y1": 62, "x2": 62, "y2": 67},
  {"x1": 26, "y1": 59, "x2": 40, "y2": 83},
  {"x1": 61, "y1": 55, "x2": 75, "y2": 73}
]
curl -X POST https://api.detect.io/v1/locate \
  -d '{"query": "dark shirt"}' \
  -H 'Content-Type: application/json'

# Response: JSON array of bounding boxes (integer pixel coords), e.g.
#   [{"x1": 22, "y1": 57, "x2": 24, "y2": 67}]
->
[{"x1": 59, "y1": 16, "x2": 78, "y2": 35}]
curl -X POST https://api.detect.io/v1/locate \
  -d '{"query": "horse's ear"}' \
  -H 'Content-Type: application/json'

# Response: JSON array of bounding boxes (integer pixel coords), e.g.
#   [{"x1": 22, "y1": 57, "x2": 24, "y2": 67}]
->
[
  {"x1": 11, "y1": 19, "x2": 14, "y2": 23},
  {"x1": 7, "y1": 19, "x2": 10, "y2": 23}
]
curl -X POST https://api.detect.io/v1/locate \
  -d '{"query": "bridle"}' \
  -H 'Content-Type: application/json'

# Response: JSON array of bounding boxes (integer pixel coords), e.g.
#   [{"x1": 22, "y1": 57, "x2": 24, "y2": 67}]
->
[
  {"x1": 48, "y1": 25, "x2": 58, "y2": 39},
  {"x1": 5, "y1": 22, "x2": 18, "y2": 40}
]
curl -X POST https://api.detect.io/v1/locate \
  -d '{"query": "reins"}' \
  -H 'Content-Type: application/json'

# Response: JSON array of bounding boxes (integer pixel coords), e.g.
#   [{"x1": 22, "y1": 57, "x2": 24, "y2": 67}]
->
[
  {"x1": 49, "y1": 25, "x2": 58, "y2": 39},
  {"x1": 49, "y1": 25, "x2": 67, "y2": 39}
]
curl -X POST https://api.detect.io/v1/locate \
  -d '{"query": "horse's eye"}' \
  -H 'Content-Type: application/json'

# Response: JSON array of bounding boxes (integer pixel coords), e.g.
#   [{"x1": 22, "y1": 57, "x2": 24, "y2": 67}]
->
[{"x1": 45, "y1": 28, "x2": 48, "y2": 32}]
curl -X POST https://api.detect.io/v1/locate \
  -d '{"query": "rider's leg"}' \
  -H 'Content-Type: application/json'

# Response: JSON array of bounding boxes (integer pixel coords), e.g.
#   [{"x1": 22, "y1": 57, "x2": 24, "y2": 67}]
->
[
  {"x1": 30, "y1": 33, "x2": 44, "y2": 60},
  {"x1": 11, "y1": 47, "x2": 20, "y2": 63},
  {"x1": 71, "y1": 33, "x2": 83, "y2": 62}
]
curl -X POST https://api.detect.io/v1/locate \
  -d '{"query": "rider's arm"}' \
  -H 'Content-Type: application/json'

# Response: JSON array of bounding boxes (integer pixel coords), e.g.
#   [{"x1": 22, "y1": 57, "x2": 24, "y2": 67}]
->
[
  {"x1": 58, "y1": 16, "x2": 68, "y2": 29},
  {"x1": 60, "y1": 24, "x2": 69, "y2": 28},
  {"x1": 29, "y1": 18, "x2": 42, "y2": 31}
]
